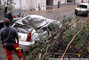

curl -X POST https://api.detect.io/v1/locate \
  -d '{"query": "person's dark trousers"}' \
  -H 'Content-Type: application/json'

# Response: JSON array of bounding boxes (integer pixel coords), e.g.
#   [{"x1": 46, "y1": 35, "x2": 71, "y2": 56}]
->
[{"x1": 57, "y1": 2, "x2": 60, "y2": 8}]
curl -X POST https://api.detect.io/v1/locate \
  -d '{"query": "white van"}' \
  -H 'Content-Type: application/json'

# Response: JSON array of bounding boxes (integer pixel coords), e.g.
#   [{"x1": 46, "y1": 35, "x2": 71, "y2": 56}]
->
[{"x1": 75, "y1": 3, "x2": 89, "y2": 17}]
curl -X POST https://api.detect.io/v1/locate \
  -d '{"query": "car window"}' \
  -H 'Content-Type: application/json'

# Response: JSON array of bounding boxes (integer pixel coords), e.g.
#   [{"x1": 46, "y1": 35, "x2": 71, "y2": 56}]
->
[
  {"x1": 77, "y1": 5, "x2": 87, "y2": 9},
  {"x1": 14, "y1": 23, "x2": 31, "y2": 33}
]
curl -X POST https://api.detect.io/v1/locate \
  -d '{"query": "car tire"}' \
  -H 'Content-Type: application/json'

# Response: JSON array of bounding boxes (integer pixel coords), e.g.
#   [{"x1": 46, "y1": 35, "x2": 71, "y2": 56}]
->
[
  {"x1": 85, "y1": 13, "x2": 88, "y2": 17},
  {"x1": 75, "y1": 12, "x2": 77, "y2": 16}
]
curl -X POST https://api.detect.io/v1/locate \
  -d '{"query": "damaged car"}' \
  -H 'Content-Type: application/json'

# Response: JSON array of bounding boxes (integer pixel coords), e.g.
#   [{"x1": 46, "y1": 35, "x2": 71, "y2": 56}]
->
[
  {"x1": 13, "y1": 15, "x2": 62, "y2": 46},
  {"x1": 12, "y1": 22, "x2": 39, "y2": 45}
]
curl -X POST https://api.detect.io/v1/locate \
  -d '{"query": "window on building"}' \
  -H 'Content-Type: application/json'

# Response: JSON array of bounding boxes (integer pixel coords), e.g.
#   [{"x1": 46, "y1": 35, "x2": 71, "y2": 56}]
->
[
  {"x1": 46, "y1": 0, "x2": 53, "y2": 5},
  {"x1": 67, "y1": 0, "x2": 72, "y2": 2}
]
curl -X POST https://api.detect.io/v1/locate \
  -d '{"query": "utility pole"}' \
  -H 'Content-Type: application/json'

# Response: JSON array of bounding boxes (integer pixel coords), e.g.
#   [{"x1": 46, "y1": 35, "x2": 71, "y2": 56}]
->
[
  {"x1": 20, "y1": 0, "x2": 22, "y2": 10},
  {"x1": 20, "y1": 0, "x2": 23, "y2": 17}
]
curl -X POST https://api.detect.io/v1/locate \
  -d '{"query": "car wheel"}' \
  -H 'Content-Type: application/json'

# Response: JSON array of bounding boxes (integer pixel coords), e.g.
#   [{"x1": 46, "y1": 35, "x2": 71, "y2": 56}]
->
[
  {"x1": 75, "y1": 12, "x2": 77, "y2": 16},
  {"x1": 85, "y1": 13, "x2": 88, "y2": 17}
]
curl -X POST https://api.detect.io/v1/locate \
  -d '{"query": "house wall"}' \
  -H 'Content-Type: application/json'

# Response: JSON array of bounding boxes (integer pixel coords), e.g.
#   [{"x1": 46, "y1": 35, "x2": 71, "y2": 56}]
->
[
  {"x1": 53, "y1": 0, "x2": 58, "y2": 5},
  {"x1": 21, "y1": 0, "x2": 31, "y2": 10},
  {"x1": 40, "y1": 0, "x2": 46, "y2": 10},
  {"x1": 1, "y1": 0, "x2": 89, "y2": 10},
  {"x1": 75, "y1": 0, "x2": 89, "y2": 3},
  {"x1": 14, "y1": 0, "x2": 20, "y2": 9},
  {"x1": 21, "y1": 0, "x2": 46, "y2": 10},
  {"x1": 60, "y1": 0, "x2": 67, "y2": 4},
  {"x1": 75, "y1": 0, "x2": 82, "y2": 3},
  {"x1": 84, "y1": 0, "x2": 89, "y2": 2},
  {"x1": 59, "y1": 0, "x2": 89, "y2": 4},
  {"x1": 1, "y1": 0, "x2": 46, "y2": 10}
]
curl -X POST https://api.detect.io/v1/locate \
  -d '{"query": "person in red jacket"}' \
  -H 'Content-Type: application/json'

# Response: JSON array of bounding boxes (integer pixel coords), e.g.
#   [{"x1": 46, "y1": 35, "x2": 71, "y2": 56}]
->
[{"x1": 0, "y1": 18, "x2": 22, "y2": 60}]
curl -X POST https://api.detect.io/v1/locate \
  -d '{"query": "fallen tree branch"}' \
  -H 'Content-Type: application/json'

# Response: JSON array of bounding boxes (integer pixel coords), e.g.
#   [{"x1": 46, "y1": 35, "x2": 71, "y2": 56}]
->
[
  {"x1": 39, "y1": 53, "x2": 42, "y2": 60},
  {"x1": 51, "y1": 26, "x2": 66, "y2": 49},
  {"x1": 51, "y1": 19, "x2": 79, "y2": 49},
  {"x1": 60, "y1": 28, "x2": 82, "y2": 60}
]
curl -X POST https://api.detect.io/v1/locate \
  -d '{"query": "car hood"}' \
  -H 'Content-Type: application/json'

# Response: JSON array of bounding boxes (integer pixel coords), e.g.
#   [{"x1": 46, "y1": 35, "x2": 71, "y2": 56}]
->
[{"x1": 75, "y1": 8, "x2": 88, "y2": 11}]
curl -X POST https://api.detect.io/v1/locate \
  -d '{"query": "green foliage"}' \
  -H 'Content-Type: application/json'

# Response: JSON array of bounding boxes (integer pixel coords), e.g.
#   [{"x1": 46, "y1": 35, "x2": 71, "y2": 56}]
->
[
  {"x1": 28, "y1": 16, "x2": 89, "y2": 59},
  {"x1": 29, "y1": 40, "x2": 47, "y2": 60},
  {"x1": 0, "y1": 7, "x2": 4, "y2": 10},
  {"x1": 7, "y1": 6, "x2": 13, "y2": 10},
  {"x1": 3, "y1": 0, "x2": 15, "y2": 9}
]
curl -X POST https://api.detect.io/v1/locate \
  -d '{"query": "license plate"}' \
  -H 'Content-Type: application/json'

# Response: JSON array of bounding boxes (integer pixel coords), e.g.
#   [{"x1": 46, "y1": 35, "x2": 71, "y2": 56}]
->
[
  {"x1": 19, "y1": 36, "x2": 21, "y2": 39},
  {"x1": 78, "y1": 12, "x2": 83, "y2": 14}
]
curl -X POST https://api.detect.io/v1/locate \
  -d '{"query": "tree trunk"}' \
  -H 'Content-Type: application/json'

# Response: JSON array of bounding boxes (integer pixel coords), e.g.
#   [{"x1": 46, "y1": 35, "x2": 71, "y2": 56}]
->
[{"x1": 74, "y1": 0, "x2": 75, "y2": 4}]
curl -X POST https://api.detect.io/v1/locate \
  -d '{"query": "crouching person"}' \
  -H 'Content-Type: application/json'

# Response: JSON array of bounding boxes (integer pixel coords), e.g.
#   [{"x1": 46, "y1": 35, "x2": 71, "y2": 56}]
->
[{"x1": 0, "y1": 18, "x2": 22, "y2": 60}]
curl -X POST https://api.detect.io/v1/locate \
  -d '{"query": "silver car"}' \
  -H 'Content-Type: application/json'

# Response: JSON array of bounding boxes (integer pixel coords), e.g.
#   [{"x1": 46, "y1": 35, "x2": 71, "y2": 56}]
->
[
  {"x1": 12, "y1": 15, "x2": 62, "y2": 51},
  {"x1": 75, "y1": 3, "x2": 89, "y2": 17}
]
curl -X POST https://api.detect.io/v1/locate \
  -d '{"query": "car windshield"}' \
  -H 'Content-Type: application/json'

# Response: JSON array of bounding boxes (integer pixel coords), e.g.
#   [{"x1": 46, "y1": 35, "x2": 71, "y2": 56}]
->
[
  {"x1": 77, "y1": 5, "x2": 87, "y2": 9},
  {"x1": 14, "y1": 23, "x2": 32, "y2": 33}
]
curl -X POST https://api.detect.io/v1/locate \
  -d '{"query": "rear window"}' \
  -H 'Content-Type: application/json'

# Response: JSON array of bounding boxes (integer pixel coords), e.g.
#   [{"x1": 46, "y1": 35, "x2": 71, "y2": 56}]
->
[
  {"x1": 14, "y1": 23, "x2": 31, "y2": 29},
  {"x1": 77, "y1": 5, "x2": 87, "y2": 9},
  {"x1": 13, "y1": 23, "x2": 32, "y2": 33}
]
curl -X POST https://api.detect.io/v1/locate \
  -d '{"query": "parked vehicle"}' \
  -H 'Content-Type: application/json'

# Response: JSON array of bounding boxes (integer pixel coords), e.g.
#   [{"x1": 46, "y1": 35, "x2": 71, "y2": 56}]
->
[
  {"x1": 11, "y1": 9, "x2": 25, "y2": 22},
  {"x1": 13, "y1": 15, "x2": 62, "y2": 45},
  {"x1": 0, "y1": 15, "x2": 62, "y2": 51},
  {"x1": 75, "y1": 3, "x2": 89, "y2": 17},
  {"x1": 12, "y1": 22, "x2": 39, "y2": 46}
]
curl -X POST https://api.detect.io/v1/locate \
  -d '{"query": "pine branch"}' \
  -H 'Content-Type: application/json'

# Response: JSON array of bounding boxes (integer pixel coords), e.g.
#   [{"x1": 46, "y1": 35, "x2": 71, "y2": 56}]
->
[
  {"x1": 51, "y1": 19, "x2": 79, "y2": 49},
  {"x1": 60, "y1": 28, "x2": 82, "y2": 60},
  {"x1": 51, "y1": 26, "x2": 66, "y2": 49}
]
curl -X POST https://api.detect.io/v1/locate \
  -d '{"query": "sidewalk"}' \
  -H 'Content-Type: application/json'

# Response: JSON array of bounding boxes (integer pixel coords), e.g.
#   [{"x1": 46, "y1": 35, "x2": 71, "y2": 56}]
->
[{"x1": 25, "y1": 3, "x2": 77, "y2": 14}]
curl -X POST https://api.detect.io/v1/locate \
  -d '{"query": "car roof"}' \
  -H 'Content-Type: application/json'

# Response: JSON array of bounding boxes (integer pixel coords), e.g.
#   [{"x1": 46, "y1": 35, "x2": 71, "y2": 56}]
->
[{"x1": 79, "y1": 3, "x2": 89, "y2": 6}]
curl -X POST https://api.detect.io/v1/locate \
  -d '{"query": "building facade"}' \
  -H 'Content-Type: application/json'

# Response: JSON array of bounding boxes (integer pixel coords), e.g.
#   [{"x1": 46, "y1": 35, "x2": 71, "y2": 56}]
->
[
  {"x1": 1, "y1": 0, "x2": 46, "y2": 10},
  {"x1": 60, "y1": 0, "x2": 89, "y2": 4},
  {"x1": 1, "y1": 0, "x2": 89, "y2": 10},
  {"x1": 0, "y1": 0, "x2": 1, "y2": 4}
]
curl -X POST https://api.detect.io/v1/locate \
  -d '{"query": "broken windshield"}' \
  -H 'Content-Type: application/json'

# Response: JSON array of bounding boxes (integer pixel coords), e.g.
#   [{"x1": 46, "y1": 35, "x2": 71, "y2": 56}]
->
[
  {"x1": 77, "y1": 5, "x2": 87, "y2": 9},
  {"x1": 14, "y1": 23, "x2": 32, "y2": 33}
]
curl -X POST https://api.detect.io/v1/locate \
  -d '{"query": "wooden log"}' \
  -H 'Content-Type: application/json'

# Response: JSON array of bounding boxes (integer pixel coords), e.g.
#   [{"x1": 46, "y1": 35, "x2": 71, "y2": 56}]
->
[{"x1": 60, "y1": 28, "x2": 82, "y2": 60}]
